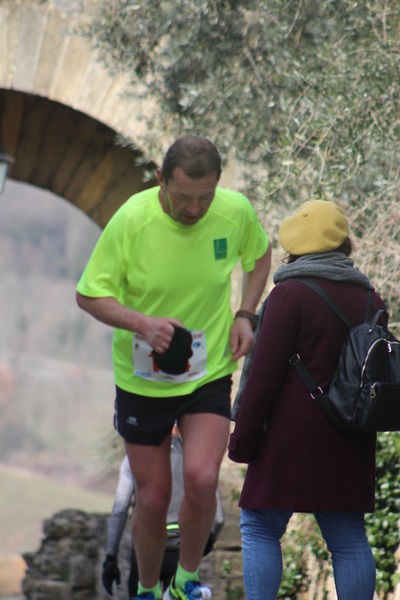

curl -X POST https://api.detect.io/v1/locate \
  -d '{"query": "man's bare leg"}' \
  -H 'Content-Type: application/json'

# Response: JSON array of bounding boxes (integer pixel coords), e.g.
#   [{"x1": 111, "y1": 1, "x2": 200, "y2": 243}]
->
[
  {"x1": 178, "y1": 413, "x2": 230, "y2": 571},
  {"x1": 125, "y1": 435, "x2": 172, "y2": 588}
]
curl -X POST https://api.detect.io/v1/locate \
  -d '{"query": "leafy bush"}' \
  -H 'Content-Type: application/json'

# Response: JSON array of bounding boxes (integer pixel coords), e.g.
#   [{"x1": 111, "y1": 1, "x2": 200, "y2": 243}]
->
[{"x1": 366, "y1": 433, "x2": 400, "y2": 595}]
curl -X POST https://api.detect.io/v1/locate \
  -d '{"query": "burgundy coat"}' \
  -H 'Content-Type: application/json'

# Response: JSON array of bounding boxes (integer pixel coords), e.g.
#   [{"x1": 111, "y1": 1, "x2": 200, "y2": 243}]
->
[{"x1": 228, "y1": 277, "x2": 386, "y2": 513}]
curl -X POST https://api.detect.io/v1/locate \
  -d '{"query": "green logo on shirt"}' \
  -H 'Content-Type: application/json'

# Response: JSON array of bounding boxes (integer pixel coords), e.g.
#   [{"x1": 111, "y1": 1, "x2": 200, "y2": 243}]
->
[{"x1": 214, "y1": 238, "x2": 227, "y2": 260}]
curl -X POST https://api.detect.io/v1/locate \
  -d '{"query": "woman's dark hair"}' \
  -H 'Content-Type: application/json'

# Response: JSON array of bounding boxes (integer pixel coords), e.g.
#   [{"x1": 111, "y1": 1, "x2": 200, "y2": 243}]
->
[
  {"x1": 284, "y1": 236, "x2": 353, "y2": 264},
  {"x1": 161, "y1": 136, "x2": 222, "y2": 183}
]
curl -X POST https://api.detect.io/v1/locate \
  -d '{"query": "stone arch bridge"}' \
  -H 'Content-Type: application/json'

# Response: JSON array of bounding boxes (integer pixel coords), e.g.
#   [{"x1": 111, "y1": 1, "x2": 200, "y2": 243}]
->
[{"x1": 1, "y1": 0, "x2": 158, "y2": 227}]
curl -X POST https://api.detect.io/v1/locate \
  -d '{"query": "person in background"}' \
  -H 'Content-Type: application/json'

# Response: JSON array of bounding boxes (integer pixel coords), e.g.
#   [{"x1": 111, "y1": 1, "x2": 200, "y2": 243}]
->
[
  {"x1": 76, "y1": 135, "x2": 270, "y2": 600},
  {"x1": 229, "y1": 200, "x2": 385, "y2": 600},
  {"x1": 102, "y1": 426, "x2": 224, "y2": 598}
]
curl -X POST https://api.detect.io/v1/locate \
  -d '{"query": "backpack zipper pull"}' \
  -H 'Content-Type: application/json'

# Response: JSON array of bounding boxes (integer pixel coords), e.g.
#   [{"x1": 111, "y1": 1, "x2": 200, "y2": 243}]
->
[{"x1": 388, "y1": 341, "x2": 392, "y2": 353}]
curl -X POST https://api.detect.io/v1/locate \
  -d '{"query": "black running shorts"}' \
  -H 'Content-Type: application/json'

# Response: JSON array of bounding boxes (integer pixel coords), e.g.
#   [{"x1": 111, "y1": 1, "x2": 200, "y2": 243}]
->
[{"x1": 114, "y1": 375, "x2": 232, "y2": 445}]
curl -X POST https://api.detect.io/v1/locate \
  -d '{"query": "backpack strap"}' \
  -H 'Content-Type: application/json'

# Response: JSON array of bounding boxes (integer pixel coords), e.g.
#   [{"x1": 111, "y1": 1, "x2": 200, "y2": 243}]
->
[
  {"x1": 295, "y1": 278, "x2": 376, "y2": 329},
  {"x1": 289, "y1": 352, "x2": 324, "y2": 400},
  {"x1": 370, "y1": 308, "x2": 388, "y2": 329},
  {"x1": 364, "y1": 290, "x2": 374, "y2": 321},
  {"x1": 294, "y1": 278, "x2": 353, "y2": 328},
  {"x1": 289, "y1": 277, "x2": 371, "y2": 400}
]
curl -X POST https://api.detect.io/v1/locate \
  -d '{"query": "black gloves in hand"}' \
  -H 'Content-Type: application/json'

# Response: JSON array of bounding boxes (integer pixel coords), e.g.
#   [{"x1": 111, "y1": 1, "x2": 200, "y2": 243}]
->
[
  {"x1": 102, "y1": 554, "x2": 121, "y2": 595},
  {"x1": 203, "y1": 533, "x2": 216, "y2": 556}
]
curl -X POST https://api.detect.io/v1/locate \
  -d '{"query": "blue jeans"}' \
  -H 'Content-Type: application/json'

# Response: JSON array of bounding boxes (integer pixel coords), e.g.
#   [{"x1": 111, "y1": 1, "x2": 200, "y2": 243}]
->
[{"x1": 240, "y1": 509, "x2": 376, "y2": 600}]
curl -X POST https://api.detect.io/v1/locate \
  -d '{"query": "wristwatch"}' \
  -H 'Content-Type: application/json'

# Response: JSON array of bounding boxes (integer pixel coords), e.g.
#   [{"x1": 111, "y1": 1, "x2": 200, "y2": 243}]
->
[{"x1": 234, "y1": 309, "x2": 258, "y2": 332}]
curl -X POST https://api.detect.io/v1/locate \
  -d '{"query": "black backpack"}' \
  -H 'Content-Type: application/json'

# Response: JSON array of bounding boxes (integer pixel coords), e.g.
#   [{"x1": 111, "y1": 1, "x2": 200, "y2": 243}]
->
[{"x1": 290, "y1": 278, "x2": 400, "y2": 431}]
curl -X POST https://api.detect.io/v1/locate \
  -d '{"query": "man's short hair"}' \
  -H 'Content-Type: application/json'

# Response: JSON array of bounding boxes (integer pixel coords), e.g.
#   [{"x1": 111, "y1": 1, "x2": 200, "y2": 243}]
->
[{"x1": 161, "y1": 136, "x2": 222, "y2": 183}]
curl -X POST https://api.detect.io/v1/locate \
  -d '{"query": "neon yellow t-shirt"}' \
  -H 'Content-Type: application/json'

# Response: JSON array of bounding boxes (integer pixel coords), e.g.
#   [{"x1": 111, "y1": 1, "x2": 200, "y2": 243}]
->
[{"x1": 77, "y1": 186, "x2": 268, "y2": 396}]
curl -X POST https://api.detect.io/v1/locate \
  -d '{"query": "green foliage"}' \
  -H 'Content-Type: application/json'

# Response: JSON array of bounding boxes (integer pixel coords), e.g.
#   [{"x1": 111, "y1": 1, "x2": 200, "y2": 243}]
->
[
  {"x1": 231, "y1": 488, "x2": 241, "y2": 502},
  {"x1": 366, "y1": 432, "x2": 400, "y2": 595},
  {"x1": 277, "y1": 514, "x2": 331, "y2": 598},
  {"x1": 85, "y1": 0, "x2": 400, "y2": 185},
  {"x1": 222, "y1": 560, "x2": 244, "y2": 600},
  {"x1": 225, "y1": 585, "x2": 244, "y2": 600},
  {"x1": 279, "y1": 520, "x2": 309, "y2": 598}
]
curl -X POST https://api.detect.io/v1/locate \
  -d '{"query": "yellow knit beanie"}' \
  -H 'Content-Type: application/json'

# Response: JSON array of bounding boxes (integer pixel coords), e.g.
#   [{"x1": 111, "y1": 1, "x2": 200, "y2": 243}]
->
[{"x1": 279, "y1": 200, "x2": 348, "y2": 255}]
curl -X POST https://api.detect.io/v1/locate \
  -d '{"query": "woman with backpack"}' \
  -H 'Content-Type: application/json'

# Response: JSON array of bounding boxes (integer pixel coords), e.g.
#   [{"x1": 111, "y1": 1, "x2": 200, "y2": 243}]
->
[{"x1": 228, "y1": 199, "x2": 386, "y2": 600}]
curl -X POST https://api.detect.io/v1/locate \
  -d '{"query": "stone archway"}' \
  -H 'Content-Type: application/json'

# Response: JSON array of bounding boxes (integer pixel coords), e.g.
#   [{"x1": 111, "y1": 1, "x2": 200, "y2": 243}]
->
[
  {"x1": 1, "y1": 0, "x2": 160, "y2": 227},
  {"x1": 1, "y1": 88, "x2": 156, "y2": 228}
]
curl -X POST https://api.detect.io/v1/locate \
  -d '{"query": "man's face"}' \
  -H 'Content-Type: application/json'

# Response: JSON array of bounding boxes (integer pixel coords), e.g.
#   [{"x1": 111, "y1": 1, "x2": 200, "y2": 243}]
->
[{"x1": 158, "y1": 167, "x2": 218, "y2": 226}]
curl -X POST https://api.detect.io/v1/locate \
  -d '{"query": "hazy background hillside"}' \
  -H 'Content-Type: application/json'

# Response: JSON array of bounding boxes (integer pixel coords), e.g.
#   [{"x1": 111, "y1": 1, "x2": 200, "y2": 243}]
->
[{"x1": 0, "y1": 180, "x2": 121, "y2": 567}]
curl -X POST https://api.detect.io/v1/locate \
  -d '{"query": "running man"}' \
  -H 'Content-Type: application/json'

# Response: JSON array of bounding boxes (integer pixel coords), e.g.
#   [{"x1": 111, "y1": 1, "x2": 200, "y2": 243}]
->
[{"x1": 76, "y1": 135, "x2": 271, "y2": 600}]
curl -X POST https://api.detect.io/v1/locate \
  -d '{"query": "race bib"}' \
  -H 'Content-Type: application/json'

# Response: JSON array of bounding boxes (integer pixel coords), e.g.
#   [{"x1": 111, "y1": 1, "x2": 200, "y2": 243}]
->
[{"x1": 132, "y1": 330, "x2": 207, "y2": 383}]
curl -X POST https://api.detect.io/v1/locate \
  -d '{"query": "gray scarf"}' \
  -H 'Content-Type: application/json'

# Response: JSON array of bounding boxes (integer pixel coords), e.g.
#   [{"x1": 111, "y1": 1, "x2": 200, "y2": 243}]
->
[{"x1": 273, "y1": 252, "x2": 373, "y2": 289}]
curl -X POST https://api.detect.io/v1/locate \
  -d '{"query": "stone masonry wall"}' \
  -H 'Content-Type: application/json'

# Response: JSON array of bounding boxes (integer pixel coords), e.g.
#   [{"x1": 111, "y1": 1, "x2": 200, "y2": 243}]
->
[{"x1": 21, "y1": 456, "x2": 246, "y2": 600}]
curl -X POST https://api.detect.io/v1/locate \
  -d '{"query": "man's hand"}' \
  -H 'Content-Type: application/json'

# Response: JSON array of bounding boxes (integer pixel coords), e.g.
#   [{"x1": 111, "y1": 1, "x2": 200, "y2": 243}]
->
[
  {"x1": 230, "y1": 318, "x2": 254, "y2": 361},
  {"x1": 140, "y1": 316, "x2": 183, "y2": 354},
  {"x1": 102, "y1": 554, "x2": 121, "y2": 595},
  {"x1": 75, "y1": 294, "x2": 183, "y2": 354}
]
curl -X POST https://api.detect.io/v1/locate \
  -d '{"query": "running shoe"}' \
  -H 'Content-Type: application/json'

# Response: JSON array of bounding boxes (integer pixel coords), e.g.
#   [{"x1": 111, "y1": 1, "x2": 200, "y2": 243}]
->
[{"x1": 163, "y1": 577, "x2": 211, "y2": 600}]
